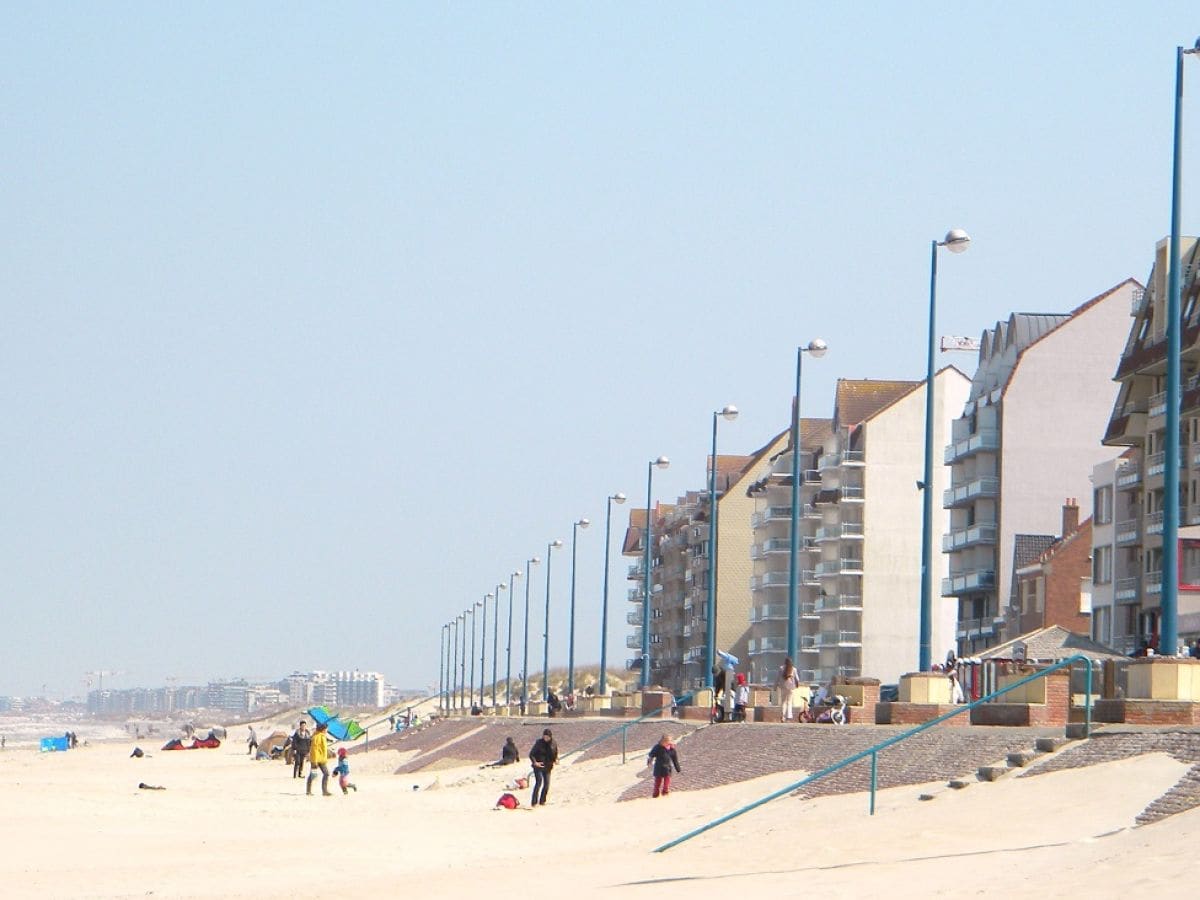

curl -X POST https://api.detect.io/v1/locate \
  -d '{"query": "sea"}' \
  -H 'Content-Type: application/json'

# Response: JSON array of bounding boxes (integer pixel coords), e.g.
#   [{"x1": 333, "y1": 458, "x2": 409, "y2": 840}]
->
[{"x1": 0, "y1": 712, "x2": 176, "y2": 749}]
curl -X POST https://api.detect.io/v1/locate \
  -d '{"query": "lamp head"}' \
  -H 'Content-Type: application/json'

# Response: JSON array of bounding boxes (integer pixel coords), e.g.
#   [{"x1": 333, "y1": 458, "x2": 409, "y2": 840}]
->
[
  {"x1": 654, "y1": 455, "x2": 670, "y2": 470},
  {"x1": 577, "y1": 517, "x2": 591, "y2": 529},
  {"x1": 512, "y1": 570, "x2": 521, "y2": 579},
  {"x1": 805, "y1": 338, "x2": 828, "y2": 358},
  {"x1": 612, "y1": 491, "x2": 627, "y2": 504},
  {"x1": 496, "y1": 583, "x2": 506, "y2": 592},
  {"x1": 530, "y1": 556, "x2": 541, "y2": 566},
  {"x1": 941, "y1": 228, "x2": 971, "y2": 253},
  {"x1": 550, "y1": 539, "x2": 563, "y2": 549},
  {"x1": 719, "y1": 404, "x2": 739, "y2": 422}
]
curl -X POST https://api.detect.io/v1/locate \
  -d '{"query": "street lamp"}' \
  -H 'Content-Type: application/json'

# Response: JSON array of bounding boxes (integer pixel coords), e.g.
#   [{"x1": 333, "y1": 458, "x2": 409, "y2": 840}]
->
[
  {"x1": 468, "y1": 599, "x2": 483, "y2": 709},
  {"x1": 542, "y1": 539, "x2": 564, "y2": 701},
  {"x1": 705, "y1": 404, "x2": 739, "y2": 688},
  {"x1": 504, "y1": 569, "x2": 521, "y2": 708},
  {"x1": 919, "y1": 228, "x2": 971, "y2": 671},
  {"x1": 480, "y1": 592, "x2": 495, "y2": 707},
  {"x1": 440, "y1": 623, "x2": 449, "y2": 714},
  {"x1": 600, "y1": 491, "x2": 626, "y2": 695},
  {"x1": 568, "y1": 517, "x2": 591, "y2": 694},
  {"x1": 642, "y1": 455, "x2": 670, "y2": 688},
  {"x1": 491, "y1": 581, "x2": 507, "y2": 706},
  {"x1": 1163, "y1": 38, "x2": 1200, "y2": 659},
  {"x1": 788, "y1": 341, "x2": 827, "y2": 664},
  {"x1": 521, "y1": 556, "x2": 541, "y2": 712},
  {"x1": 458, "y1": 609, "x2": 468, "y2": 710}
]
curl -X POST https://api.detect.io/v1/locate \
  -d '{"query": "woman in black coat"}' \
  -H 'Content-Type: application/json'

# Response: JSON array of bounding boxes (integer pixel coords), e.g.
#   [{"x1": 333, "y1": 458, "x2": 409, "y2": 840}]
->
[{"x1": 528, "y1": 728, "x2": 558, "y2": 807}]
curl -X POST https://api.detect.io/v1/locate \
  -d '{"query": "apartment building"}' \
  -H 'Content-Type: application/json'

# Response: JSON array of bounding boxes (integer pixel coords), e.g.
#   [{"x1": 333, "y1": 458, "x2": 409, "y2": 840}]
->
[
  {"x1": 623, "y1": 433, "x2": 789, "y2": 694},
  {"x1": 1102, "y1": 238, "x2": 1200, "y2": 654},
  {"x1": 1089, "y1": 453, "x2": 1141, "y2": 653},
  {"x1": 748, "y1": 372, "x2": 970, "y2": 686},
  {"x1": 946, "y1": 279, "x2": 1139, "y2": 655}
]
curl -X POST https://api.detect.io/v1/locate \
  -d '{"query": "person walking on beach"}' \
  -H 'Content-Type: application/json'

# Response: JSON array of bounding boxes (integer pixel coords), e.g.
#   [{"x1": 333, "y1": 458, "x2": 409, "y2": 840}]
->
[
  {"x1": 247, "y1": 726, "x2": 258, "y2": 757},
  {"x1": 333, "y1": 747, "x2": 357, "y2": 794},
  {"x1": 776, "y1": 657, "x2": 802, "y2": 721},
  {"x1": 647, "y1": 734, "x2": 681, "y2": 798},
  {"x1": 290, "y1": 720, "x2": 311, "y2": 779},
  {"x1": 306, "y1": 722, "x2": 332, "y2": 796},
  {"x1": 529, "y1": 728, "x2": 558, "y2": 807}
]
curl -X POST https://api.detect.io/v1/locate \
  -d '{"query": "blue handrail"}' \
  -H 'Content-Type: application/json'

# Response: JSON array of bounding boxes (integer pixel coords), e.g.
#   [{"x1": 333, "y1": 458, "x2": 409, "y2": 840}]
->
[
  {"x1": 563, "y1": 691, "x2": 694, "y2": 763},
  {"x1": 653, "y1": 656, "x2": 1092, "y2": 852}
]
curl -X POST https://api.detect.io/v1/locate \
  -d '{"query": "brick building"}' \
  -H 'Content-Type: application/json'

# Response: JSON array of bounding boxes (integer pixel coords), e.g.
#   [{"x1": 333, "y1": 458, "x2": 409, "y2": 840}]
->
[{"x1": 1009, "y1": 500, "x2": 1093, "y2": 638}]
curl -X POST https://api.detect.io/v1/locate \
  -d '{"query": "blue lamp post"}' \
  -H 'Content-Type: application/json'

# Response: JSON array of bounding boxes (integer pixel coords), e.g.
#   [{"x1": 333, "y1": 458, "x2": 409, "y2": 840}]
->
[
  {"x1": 599, "y1": 492, "x2": 626, "y2": 695},
  {"x1": 468, "y1": 599, "x2": 482, "y2": 709},
  {"x1": 440, "y1": 623, "x2": 449, "y2": 714},
  {"x1": 1162, "y1": 38, "x2": 1200, "y2": 659},
  {"x1": 479, "y1": 592, "x2": 494, "y2": 707},
  {"x1": 787, "y1": 341, "x2": 827, "y2": 664},
  {"x1": 704, "y1": 405, "x2": 739, "y2": 688},
  {"x1": 504, "y1": 569, "x2": 520, "y2": 708},
  {"x1": 458, "y1": 609, "x2": 468, "y2": 710},
  {"x1": 642, "y1": 455, "x2": 670, "y2": 688},
  {"x1": 490, "y1": 582, "x2": 506, "y2": 707},
  {"x1": 542, "y1": 539, "x2": 564, "y2": 701},
  {"x1": 568, "y1": 517, "x2": 591, "y2": 694},
  {"x1": 919, "y1": 228, "x2": 970, "y2": 672},
  {"x1": 521, "y1": 555, "x2": 540, "y2": 712}
]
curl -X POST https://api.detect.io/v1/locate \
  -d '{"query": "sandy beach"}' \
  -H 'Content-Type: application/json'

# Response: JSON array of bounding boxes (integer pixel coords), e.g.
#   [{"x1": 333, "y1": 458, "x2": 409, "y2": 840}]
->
[{"x1": 2, "y1": 714, "x2": 1197, "y2": 899}]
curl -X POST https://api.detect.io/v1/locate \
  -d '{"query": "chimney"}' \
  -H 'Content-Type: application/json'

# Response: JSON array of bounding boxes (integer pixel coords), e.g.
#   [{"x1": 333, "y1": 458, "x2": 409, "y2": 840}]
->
[{"x1": 1062, "y1": 498, "x2": 1079, "y2": 536}]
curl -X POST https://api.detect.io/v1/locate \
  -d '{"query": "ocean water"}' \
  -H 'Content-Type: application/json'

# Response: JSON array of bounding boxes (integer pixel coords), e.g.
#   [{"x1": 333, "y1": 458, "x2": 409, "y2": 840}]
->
[{"x1": 0, "y1": 714, "x2": 153, "y2": 749}]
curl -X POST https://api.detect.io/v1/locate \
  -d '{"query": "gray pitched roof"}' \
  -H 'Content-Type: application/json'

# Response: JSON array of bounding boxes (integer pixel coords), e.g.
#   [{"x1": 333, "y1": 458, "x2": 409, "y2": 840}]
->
[{"x1": 974, "y1": 625, "x2": 1126, "y2": 662}]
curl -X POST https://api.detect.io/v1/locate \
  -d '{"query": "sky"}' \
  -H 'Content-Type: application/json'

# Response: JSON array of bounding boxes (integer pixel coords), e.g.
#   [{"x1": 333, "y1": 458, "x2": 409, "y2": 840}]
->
[{"x1": 2, "y1": 4, "x2": 1199, "y2": 699}]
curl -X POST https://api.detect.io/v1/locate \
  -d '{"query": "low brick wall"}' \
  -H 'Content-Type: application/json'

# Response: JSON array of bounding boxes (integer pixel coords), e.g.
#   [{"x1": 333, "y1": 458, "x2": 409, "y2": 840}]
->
[
  {"x1": 875, "y1": 702, "x2": 969, "y2": 727},
  {"x1": 1094, "y1": 699, "x2": 1200, "y2": 725},
  {"x1": 971, "y1": 672, "x2": 1071, "y2": 727},
  {"x1": 834, "y1": 678, "x2": 880, "y2": 727}
]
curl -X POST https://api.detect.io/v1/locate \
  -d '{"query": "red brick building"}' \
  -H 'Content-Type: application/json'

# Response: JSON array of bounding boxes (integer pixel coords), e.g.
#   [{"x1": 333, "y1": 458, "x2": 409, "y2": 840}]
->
[{"x1": 1009, "y1": 501, "x2": 1093, "y2": 637}]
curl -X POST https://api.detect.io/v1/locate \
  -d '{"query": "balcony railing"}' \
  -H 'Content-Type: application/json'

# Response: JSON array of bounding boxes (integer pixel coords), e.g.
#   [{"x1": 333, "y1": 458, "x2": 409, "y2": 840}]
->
[
  {"x1": 1115, "y1": 519, "x2": 1140, "y2": 545},
  {"x1": 1115, "y1": 576, "x2": 1140, "y2": 603},
  {"x1": 627, "y1": 587, "x2": 644, "y2": 603},
  {"x1": 942, "y1": 476, "x2": 1000, "y2": 507},
  {"x1": 942, "y1": 522, "x2": 998, "y2": 552},
  {"x1": 816, "y1": 593, "x2": 863, "y2": 611},
  {"x1": 941, "y1": 568, "x2": 997, "y2": 596},
  {"x1": 1147, "y1": 510, "x2": 1164, "y2": 535},
  {"x1": 1116, "y1": 464, "x2": 1141, "y2": 489},
  {"x1": 751, "y1": 507, "x2": 793, "y2": 528},
  {"x1": 1148, "y1": 391, "x2": 1168, "y2": 418},
  {"x1": 748, "y1": 636, "x2": 788, "y2": 654},
  {"x1": 751, "y1": 604, "x2": 790, "y2": 622},
  {"x1": 943, "y1": 429, "x2": 1000, "y2": 464}
]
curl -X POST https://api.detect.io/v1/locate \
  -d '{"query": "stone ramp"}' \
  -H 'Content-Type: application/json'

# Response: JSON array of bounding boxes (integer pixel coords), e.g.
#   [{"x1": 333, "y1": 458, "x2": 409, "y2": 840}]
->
[
  {"x1": 349, "y1": 718, "x2": 481, "y2": 756},
  {"x1": 1019, "y1": 728, "x2": 1200, "y2": 824},
  {"x1": 617, "y1": 723, "x2": 1052, "y2": 801}
]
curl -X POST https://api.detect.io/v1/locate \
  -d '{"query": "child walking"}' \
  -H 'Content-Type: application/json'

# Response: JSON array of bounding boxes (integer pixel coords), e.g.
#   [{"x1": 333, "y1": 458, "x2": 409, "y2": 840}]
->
[
  {"x1": 333, "y1": 747, "x2": 358, "y2": 794},
  {"x1": 647, "y1": 734, "x2": 681, "y2": 798}
]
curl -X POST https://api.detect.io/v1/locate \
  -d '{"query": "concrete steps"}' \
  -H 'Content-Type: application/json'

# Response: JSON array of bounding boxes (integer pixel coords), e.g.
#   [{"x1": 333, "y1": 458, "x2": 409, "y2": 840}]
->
[{"x1": 974, "y1": 730, "x2": 1080, "y2": 783}]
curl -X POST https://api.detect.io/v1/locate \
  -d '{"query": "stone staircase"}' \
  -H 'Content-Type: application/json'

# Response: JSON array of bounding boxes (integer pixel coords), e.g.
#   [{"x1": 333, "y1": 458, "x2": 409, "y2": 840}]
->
[{"x1": 975, "y1": 734, "x2": 1075, "y2": 782}]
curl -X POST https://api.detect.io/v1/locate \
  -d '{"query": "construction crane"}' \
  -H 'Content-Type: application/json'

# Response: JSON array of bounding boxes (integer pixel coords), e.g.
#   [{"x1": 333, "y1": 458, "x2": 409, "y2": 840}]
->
[{"x1": 84, "y1": 670, "x2": 124, "y2": 691}]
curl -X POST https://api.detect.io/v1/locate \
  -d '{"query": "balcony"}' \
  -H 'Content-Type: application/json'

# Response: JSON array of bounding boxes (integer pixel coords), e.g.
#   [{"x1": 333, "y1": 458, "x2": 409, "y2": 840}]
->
[
  {"x1": 942, "y1": 522, "x2": 998, "y2": 552},
  {"x1": 943, "y1": 476, "x2": 1000, "y2": 508},
  {"x1": 627, "y1": 562, "x2": 644, "y2": 579},
  {"x1": 1147, "y1": 510, "x2": 1164, "y2": 535},
  {"x1": 751, "y1": 507, "x2": 793, "y2": 528},
  {"x1": 1132, "y1": 286, "x2": 1147, "y2": 315},
  {"x1": 840, "y1": 486, "x2": 865, "y2": 503},
  {"x1": 943, "y1": 429, "x2": 1000, "y2": 464},
  {"x1": 626, "y1": 610, "x2": 642, "y2": 626},
  {"x1": 625, "y1": 657, "x2": 644, "y2": 671},
  {"x1": 799, "y1": 634, "x2": 817, "y2": 650},
  {"x1": 750, "y1": 572, "x2": 790, "y2": 590},
  {"x1": 816, "y1": 630, "x2": 863, "y2": 647},
  {"x1": 816, "y1": 522, "x2": 864, "y2": 542},
  {"x1": 751, "y1": 537, "x2": 795, "y2": 558},
  {"x1": 802, "y1": 503, "x2": 821, "y2": 519},
  {"x1": 941, "y1": 568, "x2": 997, "y2": 596},
  {"x1": 1146, "y1": 571, "x2": 1163, "y2": 595},
  {"x1": 1148, "y1": 391, "x2": 1168, "y2": 418},
  {"x1": 627, "y1": 587, "x2": 645, "y2": 603},
  {"x1": 751, "y1": 603, "x2": 790, "y2": 622},
  {"x1": 749, "y1": 636, "x2": 788, "y2": 655},
  {"x1": 800, "y1": 600, "x2": 819, "y2": 619},
  {"x1": 1116, "y1": 464, "x2": 1141, "y2": 489},
  {"x1": 1115, "y1": 519, "x2": 1140, "y2": 546},
  {"x1": 816, "y1": 558, "x2": 863, "y2": 577},
  {"x1": 816, "y1": 593, "x2": 863, "y2": 611},
  {"x1": 625, "y1": 634, "x2": 642, "y2": 649},
  {"x1": 1115, "y1": 576, "x2": 1140, "y2": 603}
]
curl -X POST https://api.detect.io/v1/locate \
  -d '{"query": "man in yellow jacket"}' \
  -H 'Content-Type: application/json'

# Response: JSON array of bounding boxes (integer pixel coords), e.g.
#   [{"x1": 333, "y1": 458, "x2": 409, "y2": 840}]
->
[{"x1": 306, "y1": 722, "x2": 332, "y2": 796}]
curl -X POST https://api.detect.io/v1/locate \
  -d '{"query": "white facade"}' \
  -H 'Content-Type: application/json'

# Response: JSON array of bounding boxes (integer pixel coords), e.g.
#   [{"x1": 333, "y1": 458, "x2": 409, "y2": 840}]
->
[{"x1": 947, "y1": 280, "x2": 1139, "y2": 653}]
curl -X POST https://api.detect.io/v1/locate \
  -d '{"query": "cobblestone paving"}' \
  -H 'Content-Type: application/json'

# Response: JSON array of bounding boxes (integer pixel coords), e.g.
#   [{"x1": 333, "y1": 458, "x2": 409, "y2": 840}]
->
[
  {"x1": 616, "y1": 724, "x2": 1051, "y2": 802},
  {"x1": 1020, "y1": 730, "x2": 1200, "y2": 824},
  {"x1": 347, "y1": 718, "x2": 480, "y2": 756}
]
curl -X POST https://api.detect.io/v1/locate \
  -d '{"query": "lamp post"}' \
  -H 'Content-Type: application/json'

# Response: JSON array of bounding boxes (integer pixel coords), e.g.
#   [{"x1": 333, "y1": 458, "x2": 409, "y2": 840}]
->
[
  {"x1": 491, "y1": 582, "x2": 506, "y2": 707},
  {"x1": 479, "y1": 592, "x2": 494, "y2": 707},
  {"x1": 468, "y1": 600, "x2": 482, "y2": 709},
  {"x1": 705, "y1": 405, "x2": 739, "y2": 688},
  {"x1": 642, "y1": 455, "x2": 671, "y2": 688},
  {"x1": 458, "y1": 610, "x2": 467, "y2": 710},
  {"x1": 567, "y1": 517, "x2": 591, "y2": 694},
  {"x1": 542, "y1": 539, "x2": 564, "y2": 701},
  {"x1": 787, "y1": 341, "x2": 827, "y2": 664},
  {"x1": 600, "y1": 491, "x2": 626, "y2": 695},
  {"x1": 440, "y1": 623, "x2": 449, "y2": 714},
  {"x1": 1163, "y1": 38, "x2": 1200, "y2": 659},
  {"x1": 505, "y1": 569, "x2": 521, "y2": 708},
  {"x1": 521, "y1": 556, "x2": 541, "y2": 712},
  {"x1": 919, "y1": 228, "x2": 971, "y2": 672}
]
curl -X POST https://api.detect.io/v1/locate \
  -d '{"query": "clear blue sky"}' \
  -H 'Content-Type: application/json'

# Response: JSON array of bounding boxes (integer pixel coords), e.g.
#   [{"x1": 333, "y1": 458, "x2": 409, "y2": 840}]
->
[{"x1": 2, "y1": 4, "x2": 1197, "y2": 698}]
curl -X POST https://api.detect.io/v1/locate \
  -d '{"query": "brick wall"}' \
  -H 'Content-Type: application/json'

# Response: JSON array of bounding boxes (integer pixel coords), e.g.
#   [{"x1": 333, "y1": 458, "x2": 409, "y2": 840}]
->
[{"x1": 875, "y1": 702, "x2": 969, "y2": 726}]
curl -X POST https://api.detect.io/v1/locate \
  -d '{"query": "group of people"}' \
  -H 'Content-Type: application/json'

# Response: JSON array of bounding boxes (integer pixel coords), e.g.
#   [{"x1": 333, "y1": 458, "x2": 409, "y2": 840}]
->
[{"x1": 282, "y1": 719, "x2": 356, "y2": 796}]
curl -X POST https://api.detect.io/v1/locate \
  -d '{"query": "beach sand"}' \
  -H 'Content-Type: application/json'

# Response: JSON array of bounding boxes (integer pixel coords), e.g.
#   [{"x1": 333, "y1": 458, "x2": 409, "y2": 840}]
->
[{"x1": 2, "y1": 729, "x2": 1194, "y2": 899}]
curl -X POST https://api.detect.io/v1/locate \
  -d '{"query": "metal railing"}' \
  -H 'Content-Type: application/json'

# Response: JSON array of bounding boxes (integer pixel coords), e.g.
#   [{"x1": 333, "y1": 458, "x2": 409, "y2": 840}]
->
[
  {"x1": 562, "y1": 691, "x2": 694, "y2": 764},
  {"x1": 653, "y1": 654, "x2": 1093, "y2": 852}
]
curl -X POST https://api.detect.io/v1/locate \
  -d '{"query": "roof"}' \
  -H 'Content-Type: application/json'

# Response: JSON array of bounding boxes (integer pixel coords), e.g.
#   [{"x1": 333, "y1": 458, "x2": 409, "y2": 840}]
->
[
  {"x1": 974, "y1": 625, "x2": 1127, "y2": 662},
  {"x1": 1012, "y1": 534, "x2": 1058, "y2": 570},
  {"x1": 832, "y1": 379, "x2": 919, "y2": 430}
]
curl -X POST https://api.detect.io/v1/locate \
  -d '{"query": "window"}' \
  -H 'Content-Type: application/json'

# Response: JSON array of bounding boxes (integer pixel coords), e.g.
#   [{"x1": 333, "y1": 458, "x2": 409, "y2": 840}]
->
[
  {"x1": 1093, "y1": 545, "x2": 1113, "y2": 585},
  {"x1": 1094, "y1": 486, "x2": 1113, "y2": 525}
]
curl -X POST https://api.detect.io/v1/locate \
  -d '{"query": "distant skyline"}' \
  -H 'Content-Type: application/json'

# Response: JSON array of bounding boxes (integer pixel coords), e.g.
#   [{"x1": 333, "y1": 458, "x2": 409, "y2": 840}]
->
[{"x1": 3, "y1": 5, "x2": 1198, "y2": 697}]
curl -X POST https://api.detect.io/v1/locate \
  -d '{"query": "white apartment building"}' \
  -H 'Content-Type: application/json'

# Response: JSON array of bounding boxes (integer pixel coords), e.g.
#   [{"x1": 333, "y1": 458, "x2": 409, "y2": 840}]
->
[
  {"x1": 1089, "y1": 452, "x2": 1140, "y2": 653},
  {"x1": 748, "y1": 372, "x2": 970, "y2": 686},
  {"x1": 1102, "y1": 239, "x2": 1200, "y2": 654},
  {"x1": 947, "y1": 279, "x2": 1140, "y2": 655}
]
